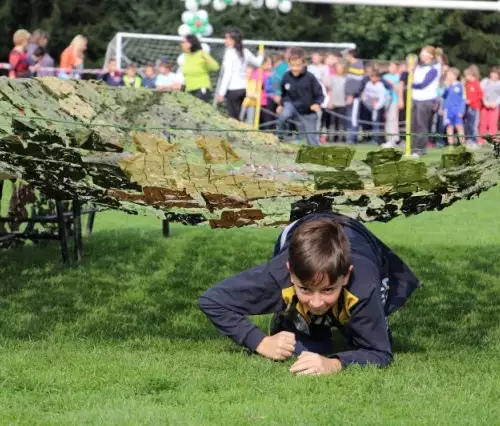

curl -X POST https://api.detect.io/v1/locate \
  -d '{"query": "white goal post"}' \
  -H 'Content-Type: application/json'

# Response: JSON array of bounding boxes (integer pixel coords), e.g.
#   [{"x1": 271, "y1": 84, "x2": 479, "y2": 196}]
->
[{"x1": 104, "y1": 32, "x2": 355, "y2": 74}]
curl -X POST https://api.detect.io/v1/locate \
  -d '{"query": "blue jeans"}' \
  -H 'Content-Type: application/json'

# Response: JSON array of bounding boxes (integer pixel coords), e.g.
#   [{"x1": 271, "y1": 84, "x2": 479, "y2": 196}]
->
[
  {"x1": 465, "y1": 108, "x2": 479, "y2": 143},
  {"x1": 277, "y1": 102, "x2": 320, "y2": 146}
]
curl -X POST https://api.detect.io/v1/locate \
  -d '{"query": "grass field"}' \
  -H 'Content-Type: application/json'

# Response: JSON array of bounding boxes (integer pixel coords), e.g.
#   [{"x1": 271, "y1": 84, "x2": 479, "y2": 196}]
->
[{"x1": 1, "y1": 146, "x2": 500, "y2": 425}]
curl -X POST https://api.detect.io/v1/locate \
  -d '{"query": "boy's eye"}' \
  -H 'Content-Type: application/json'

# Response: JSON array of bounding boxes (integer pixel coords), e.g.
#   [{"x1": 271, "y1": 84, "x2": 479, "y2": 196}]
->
[
  {"x1": 298, "y1": 286, "x2": 311, "y2": 293},
  {"x1": 322, "y1": 288, "x2": 336, "y2": 294}
]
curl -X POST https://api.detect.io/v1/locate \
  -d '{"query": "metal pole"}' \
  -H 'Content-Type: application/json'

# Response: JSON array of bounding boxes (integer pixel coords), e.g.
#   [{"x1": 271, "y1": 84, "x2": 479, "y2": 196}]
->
[{"x1": 294, "y1": 0, "x2": 500, "y2": 11}]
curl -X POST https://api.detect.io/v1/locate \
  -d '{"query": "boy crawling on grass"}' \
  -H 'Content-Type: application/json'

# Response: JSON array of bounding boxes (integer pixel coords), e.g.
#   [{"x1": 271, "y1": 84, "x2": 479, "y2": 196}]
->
[{"x1": 199, "y1": 213, "x2": 420, "y2": 376}]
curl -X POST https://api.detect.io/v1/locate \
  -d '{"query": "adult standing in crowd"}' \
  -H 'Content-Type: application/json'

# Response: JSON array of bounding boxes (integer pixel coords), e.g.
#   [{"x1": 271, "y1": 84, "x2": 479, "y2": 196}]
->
[
  {"x1": 26, "y1": 30, "x2": 56, "y2": 77},
  {"x1": 180, "y1": 35, "x2": 219, "y2": 103},
  {"x1": 216, "y1": 29, "x2": 264, "y2": 120},
  {"x1": 59, "y1": 35, "x2": 87, "y2": 79},
  {"x1": 410, "y1": 46, "x2": 441, "y2": 157}
]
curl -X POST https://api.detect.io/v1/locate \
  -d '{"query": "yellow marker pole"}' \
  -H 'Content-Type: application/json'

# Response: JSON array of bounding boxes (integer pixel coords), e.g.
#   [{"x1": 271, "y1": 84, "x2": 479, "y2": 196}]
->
[
  {"x1": 253, "y1": 44, "x2": 265, "y2": 130},
  {"x1": 405, "y1": 54, "x2": 416, "y2": 157}
]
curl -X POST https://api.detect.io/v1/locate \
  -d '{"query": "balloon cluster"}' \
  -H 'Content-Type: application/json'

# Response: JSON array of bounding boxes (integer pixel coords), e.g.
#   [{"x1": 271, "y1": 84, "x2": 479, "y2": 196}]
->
[
  {"x1": 178, "y1": 0, "x2": 293, "y2": 35},
  {"x1": 179, "y1": 10, "x2": 213, "y2": 37}
]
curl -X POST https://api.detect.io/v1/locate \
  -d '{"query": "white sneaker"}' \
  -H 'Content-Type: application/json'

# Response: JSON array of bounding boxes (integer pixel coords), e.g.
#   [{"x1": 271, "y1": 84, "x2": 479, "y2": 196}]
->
[
  {"x1": 382, "y1": 141, "x2": 396, "y2": 148},
  {"x1": 411, "y1": 153, "x2": 420, "y2": 158}
]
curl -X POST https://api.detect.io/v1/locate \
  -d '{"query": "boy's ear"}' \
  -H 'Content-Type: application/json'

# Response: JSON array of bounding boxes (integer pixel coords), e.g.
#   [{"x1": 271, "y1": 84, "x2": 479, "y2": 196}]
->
[{"x1": 341, "y1": 265, "x2": 354, "y2": 287}]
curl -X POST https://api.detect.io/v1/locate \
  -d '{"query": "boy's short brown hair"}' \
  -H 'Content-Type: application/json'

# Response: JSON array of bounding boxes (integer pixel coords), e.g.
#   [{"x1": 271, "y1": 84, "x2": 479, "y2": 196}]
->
[
  {"x1": 288, "y1": 219, "x2": 351, "y2": 289},
  {"x1": 13, "y1": 29, "x2": 30, "y2": 46},
  {"x1": 288, "y1": 47, "x2": 306, "y2": 62}
]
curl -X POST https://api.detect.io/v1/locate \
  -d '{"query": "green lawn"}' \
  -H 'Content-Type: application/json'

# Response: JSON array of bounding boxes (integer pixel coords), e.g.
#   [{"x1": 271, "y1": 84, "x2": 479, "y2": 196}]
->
[{"x1": 1, "y1": 157, "x2": 500, "y2": 424}]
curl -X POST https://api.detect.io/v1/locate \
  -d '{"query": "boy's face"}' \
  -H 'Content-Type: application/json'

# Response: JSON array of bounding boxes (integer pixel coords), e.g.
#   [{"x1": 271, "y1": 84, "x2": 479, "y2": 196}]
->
[
  {"x1": 465, "y1": 72, "x2": 474, "y2": 81},
  {"x1": 108, "y1": 60, "x2": 117, "y2": 73},
  {"x1": 289, "y1": 58, "x2": 305, "y2": 77},
  {"x1": 311, "y1": 54, "x2": 322, "y2": 65},
  {"x1": 159, "y1": 65, "x2": 170, "y2": 75},
  {"x1": 490, "y1": 71, "x2": 499, "y2": 81},
  {"x1": 388, "y1": 63, "x2": 398, "y2": 74},
  {"x1": 289, "y1": 267, "x2": 352, "y2": 316},
  {"x1": 446, "y1": 71, "x2": 457, "y2": 83},
  {"x1": 127, "y1": 67, "x2": 136, "y2": 77},
  {"x1": 145, "y1": 66, "x2": 155, "y2": 77},
  {"x1": 325, "y1": 54, "x2": 338, "y2": 67},
  {"x1": 370, "y1": 74, "x2": 380, "y2": 83}
]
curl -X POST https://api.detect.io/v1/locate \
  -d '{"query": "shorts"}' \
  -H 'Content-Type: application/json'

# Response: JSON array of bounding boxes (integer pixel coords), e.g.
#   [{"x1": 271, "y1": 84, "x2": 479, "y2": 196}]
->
[{"x1": 444, "y1": 112, "x2": 463, "y2": 127}]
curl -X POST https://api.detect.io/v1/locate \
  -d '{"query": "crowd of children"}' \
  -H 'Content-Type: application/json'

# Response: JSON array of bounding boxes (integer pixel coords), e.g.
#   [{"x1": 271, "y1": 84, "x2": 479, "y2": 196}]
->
[{"x1": 6, "y1": 28, "x2": 500, "y2": 152}]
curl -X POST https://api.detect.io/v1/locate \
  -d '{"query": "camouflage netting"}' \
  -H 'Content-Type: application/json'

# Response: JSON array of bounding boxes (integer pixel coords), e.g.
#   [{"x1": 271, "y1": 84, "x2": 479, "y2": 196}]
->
[{"x1": 0, "y1": 77, "x2": 499, "y2": 229}]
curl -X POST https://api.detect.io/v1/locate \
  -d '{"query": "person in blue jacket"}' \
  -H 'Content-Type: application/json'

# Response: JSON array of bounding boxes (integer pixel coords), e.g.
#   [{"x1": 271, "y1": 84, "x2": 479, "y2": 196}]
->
[{"x1": 199, "y1": 212, "x2": 420, "y2": 376}]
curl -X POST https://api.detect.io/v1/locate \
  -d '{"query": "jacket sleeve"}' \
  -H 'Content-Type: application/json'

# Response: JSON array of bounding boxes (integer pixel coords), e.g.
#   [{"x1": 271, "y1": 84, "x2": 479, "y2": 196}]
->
[
  {"x1": 217, "y1": 50, "x2": 234, "y2": 97},
  {"x1": 333, "y1": 287, "x2": 393, "y2": 368},
  {"x1": 311, "y1": 75, "x2": 325, "y2": 106},
  {"x1": 199, "y1": 260, "x2": 285, "y2": 352},
  {"x1": 330, "y1": 253, "x2": 393, "y2": 368},
  {"x1": 412, "y1": 67, "x2": 438, "y2": 90},
  {"x1": 244, "y1": 49, "x2": 264, "y2": 68}
]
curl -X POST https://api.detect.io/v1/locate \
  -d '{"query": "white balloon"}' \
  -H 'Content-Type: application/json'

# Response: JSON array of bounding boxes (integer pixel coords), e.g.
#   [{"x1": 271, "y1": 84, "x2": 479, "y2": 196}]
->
[
  {"x1": 239, "y1": 0, "x2": 251, "y2": 4},
  {"x1": 265, "y1": 0, "x2": 279, "y2": 8},
  {"x1": 178, "y1": 24, "x2": 192, "y2": 37},
  {"x1": 212, "y1": 0, "x2": 227, "y2": 10},
  {"x1": 204, "y1": 24, "x2": 214, "y2": 37},
  {"x1": 250, "y1": 0, "x2": 264, "y2": 8},
  {"x1": 201, "y1": 43, "x2": 211, "y2": 53},
  {"x1": 199, "y1": 0, "x2": 211, "y2": 4},
  {"x1": 185, "y1": 0, "x2": 199, "y2": 12},
  {"x1": 197, "y1": 9, "x2": 208, "y2": 21},
  {"x1": 182, "y1": 11, "x2": 194, "y2": 23},
  {"x1": 278, "y1": 0, "x2": 292, "y2": 12}
]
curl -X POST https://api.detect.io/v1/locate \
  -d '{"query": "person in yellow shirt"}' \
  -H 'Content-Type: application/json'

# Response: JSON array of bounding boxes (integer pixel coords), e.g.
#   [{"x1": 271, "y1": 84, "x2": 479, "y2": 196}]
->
[
  {"x1": 239, "y1": 66, "x2": 258, "y2": 124},
  {"x1": 180, "y1": 35, "x2": 219, "y2": 103}
]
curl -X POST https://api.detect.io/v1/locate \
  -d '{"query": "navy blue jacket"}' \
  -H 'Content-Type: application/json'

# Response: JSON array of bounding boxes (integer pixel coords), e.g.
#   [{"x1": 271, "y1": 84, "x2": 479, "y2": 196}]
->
[
  {"x1": 199, "y1": 213, "x2": 420, "y2": 368},
  {"x1": 281, "y1": 70, "x2": 325, "y2": 115}
]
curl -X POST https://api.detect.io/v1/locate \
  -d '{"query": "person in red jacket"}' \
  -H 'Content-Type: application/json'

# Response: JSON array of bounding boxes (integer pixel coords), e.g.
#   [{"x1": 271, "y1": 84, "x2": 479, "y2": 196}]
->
[
  {"x1": 464, "y1": 66, "x2": 483, "y2": 145},
  {"x1": 8, "y1": 29, "x2": 31, "y2": 78}
]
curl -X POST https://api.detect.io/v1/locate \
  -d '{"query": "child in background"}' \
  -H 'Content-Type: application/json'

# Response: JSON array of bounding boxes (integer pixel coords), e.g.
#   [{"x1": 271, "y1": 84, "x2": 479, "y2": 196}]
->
[
  {"x1": 328, "y1": 62, "x2": 347, "y2": 143},
  {"x1": 442, "y1": 68, "x2": 466, "y2": 146},
  {"x1": 21, "y1": 46, "x2": 45, "y2": 77},
  {"x1": 324, "y1": 53, "x2": 340, "y2": 81},
  {"x1": 123, "y1": 63, "x2": 143, "y2": 88},
  {"x1": 9, "y1": 29, "x2": 31, "y2": 78},
  {"x1": 155, "y1": 62, "x2": 182, "y2": 91},
  {"x1": 307, "y1": 52, "x2": 328, "y2": 84},
  {"x1": 142, "y1": 64, "x2": 157, "y2": 89},
  {"x1": 479, "y1": 67, "x2": 500, "y2": 144},
  {"x1": 254, "y1": 57, "x2": 274, "y2": 128},
  {"x1": 382, "y1": 62, "x2": 400, "y2": 147},
  {"x1": 277, "y1": 47, "x2": 324, "y2": 146},
  {"x1": 240, "y1": 66, "x2": 258, "y2": 125},
  {"x1": 360, "y1": 70, "x2": 386, "y2": 145},
  {"x1": 464, "y1": 66, "x2": 483, "y2": 145},
  {"x1": 99, "y1": 58, "x2": 123, "y2": 87}
]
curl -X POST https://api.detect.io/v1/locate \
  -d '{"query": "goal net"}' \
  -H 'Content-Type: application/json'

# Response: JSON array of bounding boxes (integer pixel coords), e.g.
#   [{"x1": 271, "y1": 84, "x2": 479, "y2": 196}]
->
[{"x1": 104, "y1": 32, "x2": 356, "y2": 97}]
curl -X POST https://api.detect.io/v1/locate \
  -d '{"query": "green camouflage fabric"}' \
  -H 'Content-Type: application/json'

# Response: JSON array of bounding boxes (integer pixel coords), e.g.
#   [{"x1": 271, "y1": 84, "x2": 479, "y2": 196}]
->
[{"x1": 0, "y1": 77, "x2": 499, "y2": 229}]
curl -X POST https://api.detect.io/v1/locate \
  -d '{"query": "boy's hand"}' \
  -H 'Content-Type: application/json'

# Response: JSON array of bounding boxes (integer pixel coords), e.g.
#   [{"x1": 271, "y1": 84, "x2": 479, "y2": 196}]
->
[
  {"x1": 346, "y1": 96, "x2": 353, "y2": 105},
  {"x1": 216, "y1": 94, "x2": 224, "y2": 104},
  {"x1": 276, "y1": 105, "x2": 284, "y2": 115},
  {"x1": 398, "y1": 100, "x2": 404, "y2": 110},
  {"x1": 289, "y1": 351, "x2": 342, "y2": 376},
  {"x1": 310, "y1": 104, "x2": 321, "y2": 113},
  {"x1": 273, "y1": 95, "x2": 281, "y2": 104},
  {"x1": 256, "y1": 331, "x2": 295, "y2": 361}
]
